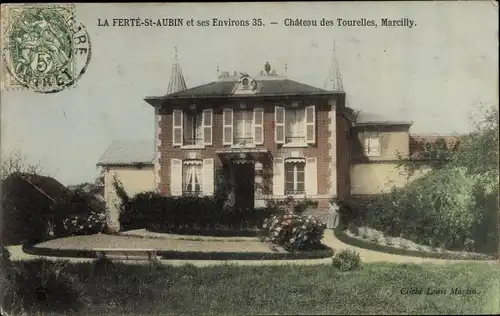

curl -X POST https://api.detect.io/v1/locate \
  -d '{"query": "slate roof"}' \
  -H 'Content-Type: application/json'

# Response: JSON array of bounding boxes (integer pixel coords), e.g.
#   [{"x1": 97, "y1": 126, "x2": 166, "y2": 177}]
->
[
  {"x1": 145, "y1": 78, "x2": 337, "y2": 106},
  {"x1": 97, "y1": 140, "x2": 155, "y2": 166},
  {"x1": 167, "y1": 62, "x2": 187, "y2": 94}
]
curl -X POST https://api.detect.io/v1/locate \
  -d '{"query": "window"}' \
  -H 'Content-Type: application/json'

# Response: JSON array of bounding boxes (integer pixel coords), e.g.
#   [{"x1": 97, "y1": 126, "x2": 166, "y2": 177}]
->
[
  {"x1": 183, "y1": 111, "x2": 203, "y2": 146},
  {"x1": 275, "y1": 105, "x2": 315, "y2": 145},
  {"x1": 285, "y1": 162, "x2": 305, "y2": 194},
  {"x1": 285, "y1": 108, "x2": 305, "y2": 143},
  {"x1": 183, "y1": 163, "x2": 202, "y2": 195},
  {"x1": 364, "y1": 132, "x2": 381, "y2": 156},
  {"x1": 233, "y1": 110, "x2": 253, "y2": 145}
]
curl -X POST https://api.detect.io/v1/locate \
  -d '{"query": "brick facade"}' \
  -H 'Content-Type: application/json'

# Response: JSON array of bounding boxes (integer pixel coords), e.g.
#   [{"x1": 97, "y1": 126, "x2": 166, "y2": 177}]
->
[{"x1": 156, "y1": 94, "x2": 346, "y2": 209}]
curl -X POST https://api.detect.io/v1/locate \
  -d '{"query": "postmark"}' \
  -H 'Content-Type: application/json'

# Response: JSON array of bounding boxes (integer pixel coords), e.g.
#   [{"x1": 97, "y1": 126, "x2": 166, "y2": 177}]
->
[{"x1": 2, "y1": 4, "x2": 91, "y2": 93}]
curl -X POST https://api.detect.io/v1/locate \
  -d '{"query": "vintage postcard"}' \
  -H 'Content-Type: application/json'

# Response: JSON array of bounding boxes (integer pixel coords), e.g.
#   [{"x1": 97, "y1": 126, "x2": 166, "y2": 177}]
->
[{"x1": 1, "y1": 2, "x2": 498, "y2": 315}]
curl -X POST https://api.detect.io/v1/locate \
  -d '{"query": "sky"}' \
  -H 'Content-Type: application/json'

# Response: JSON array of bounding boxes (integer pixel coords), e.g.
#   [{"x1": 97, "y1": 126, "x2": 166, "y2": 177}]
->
[{"x1": 1, "y1": 2, "x2": 498, "y2": 185}]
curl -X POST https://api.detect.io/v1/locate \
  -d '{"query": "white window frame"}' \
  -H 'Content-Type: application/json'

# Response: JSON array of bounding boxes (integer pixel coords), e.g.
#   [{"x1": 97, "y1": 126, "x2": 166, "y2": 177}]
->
[
  {"x1": 284, "y1": 107, "x2": 306, "y2": 144},
  {"x1": 284, "y1": 162, "x2": 306, "y2": 195},
  {"x1": 232, "y1": 109, "x2": 254, "y2": 147},
  {"x1": 363, "y1": 132, "x2": 381, "y2": 157},
  {"x1": 182, "y1": 162, "x2": 203, "y2": 196},
  {"x1": 182, "y1": 111, "x2": 204, "y2": 147}
]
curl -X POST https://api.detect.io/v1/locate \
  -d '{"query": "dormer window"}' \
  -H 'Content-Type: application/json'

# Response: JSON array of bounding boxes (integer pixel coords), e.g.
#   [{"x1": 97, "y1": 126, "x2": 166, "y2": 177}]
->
[{"x1": 234, "y1": 74, "x2": 258, "y2": 95}]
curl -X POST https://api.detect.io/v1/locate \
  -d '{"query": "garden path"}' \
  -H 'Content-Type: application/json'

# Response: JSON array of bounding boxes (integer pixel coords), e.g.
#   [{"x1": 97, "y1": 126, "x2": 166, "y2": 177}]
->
[{"x1": 6, "y1": 230, "x2": 498, "y2": 266}]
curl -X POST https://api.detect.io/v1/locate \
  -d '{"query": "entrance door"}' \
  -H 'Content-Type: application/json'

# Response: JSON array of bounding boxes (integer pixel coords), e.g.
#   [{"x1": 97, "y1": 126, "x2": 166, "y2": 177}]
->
[{"x1": 233, "y1": 163, "x2": 255, "y2": 210}]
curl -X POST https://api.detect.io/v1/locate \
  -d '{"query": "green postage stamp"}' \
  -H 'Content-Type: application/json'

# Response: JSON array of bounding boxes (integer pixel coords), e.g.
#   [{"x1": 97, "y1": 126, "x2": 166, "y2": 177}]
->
[{"x1": 1, "y1": 4, "x2": 91, "y2": 93}]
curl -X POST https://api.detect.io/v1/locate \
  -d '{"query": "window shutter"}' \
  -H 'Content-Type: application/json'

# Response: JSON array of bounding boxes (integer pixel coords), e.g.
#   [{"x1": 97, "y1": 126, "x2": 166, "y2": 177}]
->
[
  {"x1": 223, "y1": 108, "x2": 233, "y2": 145},
  {"x1": 275, "y1": 106, "x2": 285, "y2": 144},
  {"x1": 202, "y1": 109, "x2": 213, "y2": 145},
  {"x1": 305, "y1": 105, "x2": 316, "y2": 144},
  {"x1": 170, "y1": 159, "x2": 183, "y2": 196},
  {"x1": 203, "y1": 158, "x2": 214, "y2": 196},
  {"x1": 273, "y1": 158, "x2": 285, "y2": 196},
  {"x1": 253, "y1": 108, "x2": 264, "y2": 145},
  {"x1": 305, "y1": 157, "x2": 318, "y2": 196},
  {"x1": 172, "y1": 110, "x2": 183, "y2": 146}
]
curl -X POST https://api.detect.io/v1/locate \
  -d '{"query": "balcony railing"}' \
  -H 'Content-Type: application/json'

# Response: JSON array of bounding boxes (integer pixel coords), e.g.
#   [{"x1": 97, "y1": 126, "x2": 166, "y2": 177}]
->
[
  {"x1": 183, "y1": 138, "x2": 204, "y2": 146},
  {"x1": 285, "y1": 189, "x2": 306, "y2": 195},
  {"x1": 233, "y1": 137, "x2": 254, "y2": 146},
  {"x1": 285, "y1": 136, "x2": 306, "y2": 143}
]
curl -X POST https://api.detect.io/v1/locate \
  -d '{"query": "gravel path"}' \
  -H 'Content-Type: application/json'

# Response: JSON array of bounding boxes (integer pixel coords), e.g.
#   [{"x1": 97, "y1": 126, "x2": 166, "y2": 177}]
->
[{"x1": 7, "y1": 230, "x2": 498, "y2": 266}]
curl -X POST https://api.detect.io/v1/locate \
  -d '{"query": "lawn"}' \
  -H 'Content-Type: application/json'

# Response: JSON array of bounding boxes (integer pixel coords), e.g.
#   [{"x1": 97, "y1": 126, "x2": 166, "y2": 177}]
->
[{"x1": 5, "y1": 260, "x2": 499, "y2": 315}]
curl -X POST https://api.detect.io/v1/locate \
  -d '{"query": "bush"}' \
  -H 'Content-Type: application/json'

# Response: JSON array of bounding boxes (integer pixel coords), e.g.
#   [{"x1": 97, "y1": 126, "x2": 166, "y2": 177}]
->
[
  {"x1": 361, "y1": 167, "x2": 499, "y2": 254},
  {"x1": 116, "y1": 186, "x2": 283, "y2": 232},
  {"x1": 330, "y1": 196, "x2": 372, "y2": 228},
  {"x1": 365, "y1": 167, "x2": 478, "y2": 250},
  {"x1": 58, "y1": 210, "x2": 106, "y2": 236},
  {"x1": 4, "y1": 259, "x2": 88, "y2": 314},
  {"x1": 260, "y1": 211, "x2": 326, "y2": 251},
  {"x1": 266, "y1": 196, "x2": 318, "y2": 214},
  {"x1": 332, "y1": 249, "x2": 362, "y2": 272}
]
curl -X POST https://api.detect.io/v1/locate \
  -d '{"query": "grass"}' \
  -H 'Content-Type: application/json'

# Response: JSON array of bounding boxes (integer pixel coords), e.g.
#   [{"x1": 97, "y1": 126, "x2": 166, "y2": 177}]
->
[{"x1": 4, "y1": 259, "x2": 499, "y2": 315}]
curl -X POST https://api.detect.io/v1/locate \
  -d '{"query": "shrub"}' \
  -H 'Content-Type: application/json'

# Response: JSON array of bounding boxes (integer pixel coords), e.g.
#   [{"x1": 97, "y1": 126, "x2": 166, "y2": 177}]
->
[
  {"x1": 260, "y1": 211, "x2": 326, "y2": 251},
  {"x1": 116, "y1": 185, "x2": 283, "y2": 232},
  {"x1": 332, "y1": 249, "x2": 362, "y2": 272},
  {"x1": 5, "y1": 259, "x2": 88, "y2": 314},
  {"x1": 330, "y1": 197, "x2": 370, "y2": 227},
  {"x1": 365, "y1": 167, "x2": 480, "y2": 250},
  {"x1": 58, "y1": 210, "x2": 106, "y2": 236}
]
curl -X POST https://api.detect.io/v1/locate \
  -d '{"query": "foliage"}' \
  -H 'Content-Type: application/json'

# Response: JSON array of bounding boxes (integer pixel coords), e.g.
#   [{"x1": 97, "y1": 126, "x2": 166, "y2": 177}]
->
[
  {"x1": 0, "y1": 149, "x2": 43, "y2": 181},
  {"x1": 113, "y1": 180, "x2": 283, "y2": 231},
  {"x1": 359, "y1": 105, "x2": 499, "y2": 254},
  {"x1": 3, "y1": 259, "x2": 88, "y2": 314},
  {"x1": 59, "y1": 211, "x2": 106, "y2": 236},
  {"x1": 451, "y1": 104, "x2": 499, "y2": 175},
  {"x1": 266, "y1": 195, "x2": 318, "y2": 214},
  {"x1": 332, "y1": 249, "x2": 362, "y2": 272},
  {"x1": 396, "y1": 137, "x2": 458, "y2": 179},
  {"x1": 365, "y1": 167, "x2": 479, "y2": 250},
  {"x1": 260, "y1": 211, "x2": 326, "y2": 251}
]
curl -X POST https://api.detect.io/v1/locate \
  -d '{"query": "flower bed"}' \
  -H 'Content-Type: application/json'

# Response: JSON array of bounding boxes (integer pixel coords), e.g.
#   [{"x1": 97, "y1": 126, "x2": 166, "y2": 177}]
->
[
  {"x1": 336, "y1": 225, "x2": 496, "y2": 260},
  {"x1": 260, "y1": 211, "x2": 327, "y2": 251},
  {"x1": 58, "y1": 211, "x2": 106, "y2": 237}
]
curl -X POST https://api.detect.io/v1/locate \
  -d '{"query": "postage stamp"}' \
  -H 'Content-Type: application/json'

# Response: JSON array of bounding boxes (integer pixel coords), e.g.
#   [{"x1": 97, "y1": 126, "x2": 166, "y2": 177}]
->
[{"x1": 1, "y1": 4, "x2": 91, "y2": 93}]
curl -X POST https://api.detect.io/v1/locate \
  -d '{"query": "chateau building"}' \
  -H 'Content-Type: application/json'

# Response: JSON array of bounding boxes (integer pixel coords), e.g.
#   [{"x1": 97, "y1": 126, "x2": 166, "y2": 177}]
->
[{"x1": 98, "y1": 46, "x2": 457, "y2": 231}]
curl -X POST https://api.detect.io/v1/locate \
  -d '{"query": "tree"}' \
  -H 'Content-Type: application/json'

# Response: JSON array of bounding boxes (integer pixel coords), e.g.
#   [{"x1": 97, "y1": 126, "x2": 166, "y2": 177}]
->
[
  {"x1": 451, "y1": 104, "x2": 499, "y2": 176},
  {"x1": 0, "y1": 149, "x2": 43, "y2": 181}
]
